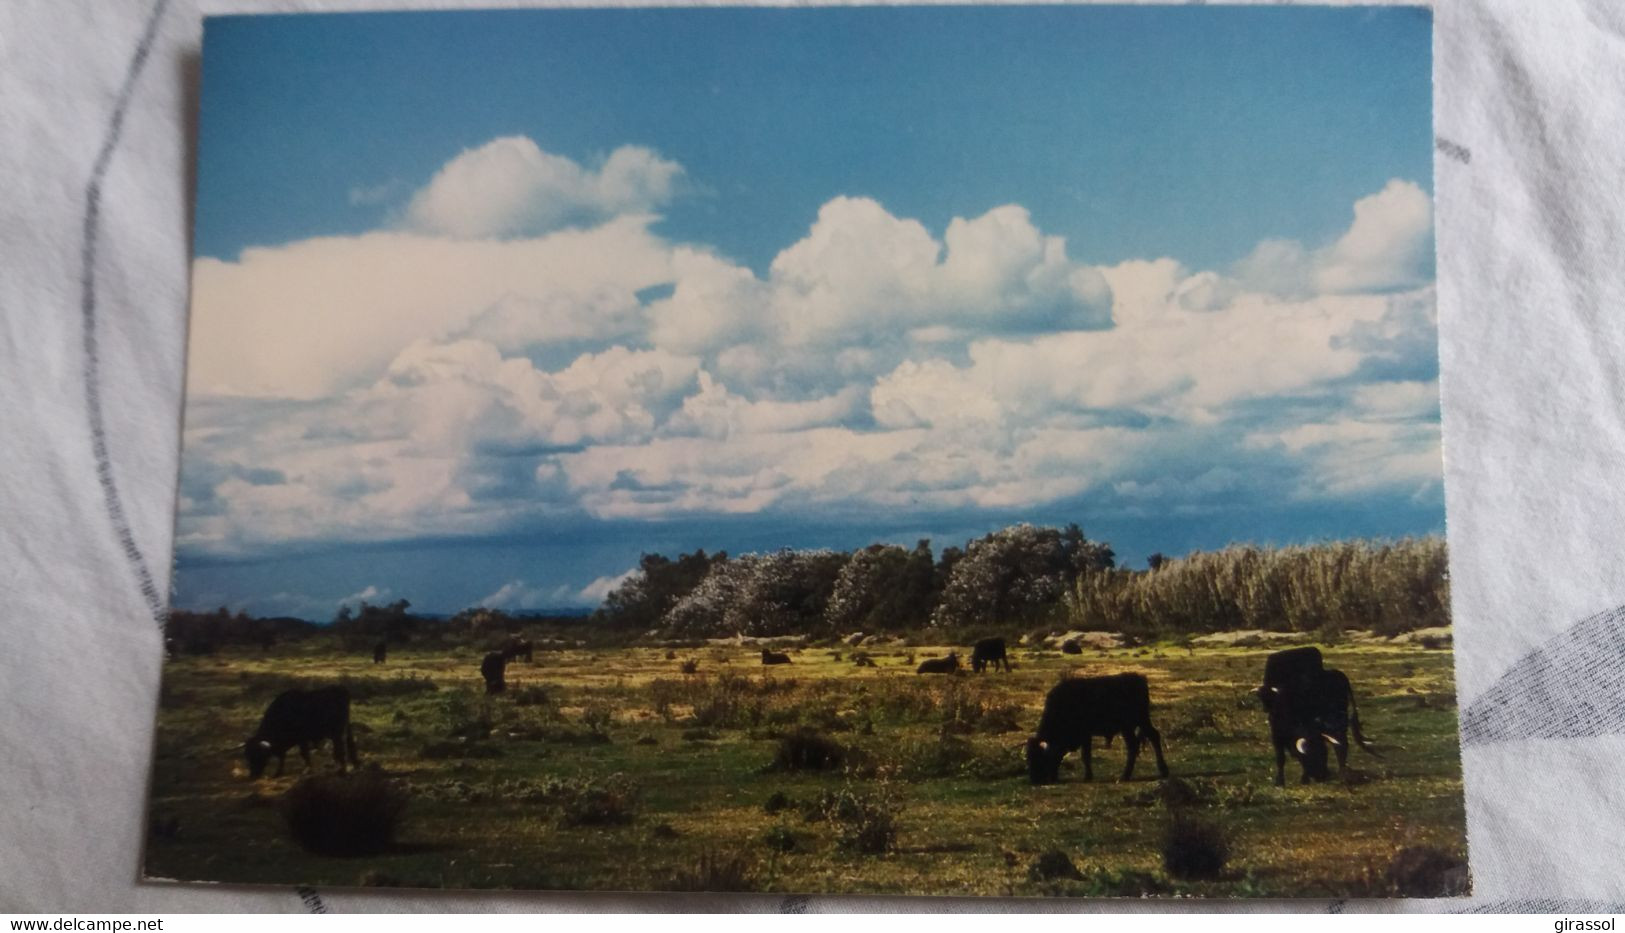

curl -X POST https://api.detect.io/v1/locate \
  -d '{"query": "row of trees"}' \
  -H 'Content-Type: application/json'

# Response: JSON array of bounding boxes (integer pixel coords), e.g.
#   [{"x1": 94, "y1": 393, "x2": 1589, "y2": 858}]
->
[
  {"x1": 594, "y1": 523, "x2": 1119, "y2": 637},
  {"x1": 170, "y1": 529, "x2": 1449, "y2": 647},
  {"x1": 593, "y1": 527, "x2": 1449, "y2": 639}
]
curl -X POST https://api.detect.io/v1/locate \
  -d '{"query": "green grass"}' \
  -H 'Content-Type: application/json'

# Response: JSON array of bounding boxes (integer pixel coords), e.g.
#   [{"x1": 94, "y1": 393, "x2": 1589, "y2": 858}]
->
[{"x1": 144, "y1": 637, "x2": 1466, "y2": 897}]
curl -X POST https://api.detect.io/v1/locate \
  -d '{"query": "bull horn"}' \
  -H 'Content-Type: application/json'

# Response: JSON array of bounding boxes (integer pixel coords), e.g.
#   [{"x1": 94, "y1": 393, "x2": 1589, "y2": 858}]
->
[
  {"x1": 258, "y1": 740, "x2": 272, "y2": 750},
  {"x1": 1321, "y1": 733, "x2": 1342, "y2": 747},
  {"x1": 1294, "y1": 738, "x2": 1309, "y2": 755},
  {"x1": 1270, "y1": 686, "x2": 1280, "y2": 693},
  {"x1": 1037, "y1": 740, "x2": 1049, "y2": 751}
]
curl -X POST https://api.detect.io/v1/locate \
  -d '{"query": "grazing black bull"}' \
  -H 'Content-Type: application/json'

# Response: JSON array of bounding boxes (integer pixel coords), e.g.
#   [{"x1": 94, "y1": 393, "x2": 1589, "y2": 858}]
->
[
  {"x1": 1257, "y1": 647, "x2": 1378, "y2": 785},
  {"x1": 760, "y1": 649, "x2": 792, "y2": 665},
  {"x1": 916, "y1": 652, "x2": 961, "y2": 674},
  {"x1": 971, "y1": 638, "x2": 1009, "y2": 673},
  {"x1": 480, "y1": 651, "x2": 508, "y2": 694},
  {"x1": 1026, "y1": 673, "x2": 1169, "y2": 784},
  {"x1": 244, "y1": 686, "x2": 358, "y2": 779},
  {"x1": 372, "y1": 640, "x2": 387, "y2": 664}
]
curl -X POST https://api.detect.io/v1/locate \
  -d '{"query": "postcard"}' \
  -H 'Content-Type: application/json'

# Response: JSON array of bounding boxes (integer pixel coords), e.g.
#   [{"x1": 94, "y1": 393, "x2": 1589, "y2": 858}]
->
[{"x1": 148, "y1": 5, "x2": 1464, "y2": 897}]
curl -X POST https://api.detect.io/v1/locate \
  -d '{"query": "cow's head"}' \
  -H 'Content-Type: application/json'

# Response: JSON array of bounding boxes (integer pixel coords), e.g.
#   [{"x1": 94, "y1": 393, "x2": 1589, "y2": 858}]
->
[
  {"x1": 1026, "y1": 737, "x2": 1062, "y2": 785},
  {"x1": 1256, "y1": 684, "x2": 1279, "y2": 712},
  {"x1": 243, "y1": 737, "x2": 273, "y2": 779}
]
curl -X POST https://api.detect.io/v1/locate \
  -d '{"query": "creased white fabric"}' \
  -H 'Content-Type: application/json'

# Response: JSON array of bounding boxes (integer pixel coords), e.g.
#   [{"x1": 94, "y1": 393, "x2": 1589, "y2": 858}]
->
[{"x1": 4, "y1": 0, "x2": 1624, "y2": 913}]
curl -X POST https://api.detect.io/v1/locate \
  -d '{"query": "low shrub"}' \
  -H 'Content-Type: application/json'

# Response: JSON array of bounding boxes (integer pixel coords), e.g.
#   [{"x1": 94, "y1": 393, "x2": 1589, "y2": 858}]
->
[
  {"x1": 807, "y1": 782, "x2": 901, "y2": 854},
  {"x1": 281, "y1": 768, "x2": 407, "y2": 857},
  {"x1": 1161, "y1": 813, "x2": 1230, "y2": 881},
  {"x1": 900, "y1": 735, "x2": 976, "y2": 780},
  {"x1": 1028, "y1": 849, "x2": 1083, "y2": 881},
  {"x1": 762, "y1": 824, "x2": 798, "y2": 853},
  {"x1": 1386, "y1": 846, "x2": 1468, "y2": 896},
  {"x1": 768, "y1": 728, "x2": 846, "y2": 772}
]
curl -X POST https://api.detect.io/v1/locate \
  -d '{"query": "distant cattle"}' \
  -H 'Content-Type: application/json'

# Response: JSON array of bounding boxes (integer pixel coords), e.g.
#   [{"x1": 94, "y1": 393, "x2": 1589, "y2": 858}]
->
[
  {"x1": 853, "y1": 653, "x2": 877, "y2": 668},
  {"x1": 480, "y1": 651, "x2": 508, "y2": 694},
  {"x1": 164, "y1": 638, "x2": 177, "y2": 659},
  {"x1": 916, "y1": 652, "x2": 960, "y2": 674},
  {"x1": 761, "y1": 649, "x2": 792, "y2": 665},
  {"x1": 244, "y1": 686, "x2": 358, "y2": 779},
  {"x1": 1060, "y1": 639, "x2": 1083, "y2": 655},
  {"x1": 372, "y1": 640, "x2": 387, "y2": 664},
  {"x1": 971, "y1": 638, "x2": 1009, "y2": 673},
  {"x1": 502, "y1": 637, "x2": 533, "y2": 664},
  {"x1": 1026, "y1": 673, "x2": 1169, "y2": 784},
  {"x1": 1257, "y1": 647, "x2": 1378, "y2": 785}
]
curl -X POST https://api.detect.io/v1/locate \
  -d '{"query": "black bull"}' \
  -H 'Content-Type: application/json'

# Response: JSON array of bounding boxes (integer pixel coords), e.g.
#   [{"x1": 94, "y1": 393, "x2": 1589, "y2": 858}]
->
[
  {"x1": 971, "y1": 637, "x2": 1009, "y2": 673},
  {"x1": 244, "y1": 686, "x2": 358, "y2": 779},
  {"x1": 1026, "y1": 673, "x2": 1169, "y2": 784},
  {"x1": 1257, "y1": 647, "x2": 1379, "y2": 785}
]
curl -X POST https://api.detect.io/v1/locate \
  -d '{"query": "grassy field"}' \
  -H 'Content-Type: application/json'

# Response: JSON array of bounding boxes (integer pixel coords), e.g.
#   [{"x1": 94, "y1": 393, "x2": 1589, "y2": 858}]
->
[{"x1": 145, "y1": 636, "x2": 1466, "y2": 898}]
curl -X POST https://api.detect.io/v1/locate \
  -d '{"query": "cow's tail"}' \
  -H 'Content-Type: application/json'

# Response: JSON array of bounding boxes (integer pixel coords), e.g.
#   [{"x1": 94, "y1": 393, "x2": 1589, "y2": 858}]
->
[{"x1": 1347, "y1": 682, "x2": 1382, "y2": 758}]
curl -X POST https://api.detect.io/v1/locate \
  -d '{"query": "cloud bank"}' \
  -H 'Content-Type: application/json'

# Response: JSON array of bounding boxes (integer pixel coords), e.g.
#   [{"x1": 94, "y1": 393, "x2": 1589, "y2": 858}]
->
[{"x1": 179, "y1": 135, "x2": 1441, "y2": 576}]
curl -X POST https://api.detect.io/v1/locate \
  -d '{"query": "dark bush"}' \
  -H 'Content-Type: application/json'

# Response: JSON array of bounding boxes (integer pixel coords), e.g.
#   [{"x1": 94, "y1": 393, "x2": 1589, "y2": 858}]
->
[
  {"x1": 1386, "y1": 846, "x2": 1468, "y2": 896},
  {"x1": 977, "y1": 704, "x2": 1023, "y2": 735},
  {"x1": 763, "y1": 791, "x2": 791, "y2": 814},
  {"x1": 762, "y1": 824, "x2": 797, "y2": 853},
  {"x1": 1028, "y1": 849, "x2": 1083, "y2": 881},
  {"x1": 768, "y1": 728, "x2": 846, "y2": 772},
  {"x1": 1161, "y1": 813, "x2": 1230, "y2": 881},
  {"x1": 679, "y1": 658, "x2": 700, "y2": 675},
  {"x1": 281, "y1": 768, "x2": 407, "y2": 857}
]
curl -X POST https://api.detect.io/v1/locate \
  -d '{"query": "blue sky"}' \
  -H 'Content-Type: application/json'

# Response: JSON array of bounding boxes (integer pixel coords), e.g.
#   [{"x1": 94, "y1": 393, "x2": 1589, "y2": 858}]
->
[
  {"x1": 197, "y1": 6, "x2": 1431, "y2": 272},
  {"x1": 177, "y1": 6, "x2": 1439, "y2": 618}
]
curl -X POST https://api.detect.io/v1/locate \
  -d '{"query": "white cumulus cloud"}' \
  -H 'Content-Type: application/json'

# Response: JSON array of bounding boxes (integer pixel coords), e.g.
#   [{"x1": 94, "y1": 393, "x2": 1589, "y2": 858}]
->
[
  {"x1": 1236, "y1": 179, "x2": 1434, "y2": 297},
  {"x1": 187, "y1": 217, "x2": 674, "y2": 400},
  {"x1": 402, "y1": 136, "x2": 683, "y2": 239}
]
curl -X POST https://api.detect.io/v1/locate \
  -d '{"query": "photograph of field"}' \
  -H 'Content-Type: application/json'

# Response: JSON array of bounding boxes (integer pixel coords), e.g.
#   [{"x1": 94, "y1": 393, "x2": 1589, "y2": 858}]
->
[{"x1": 153, "y1": 6, "x2": 1457, "y2": 898}]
